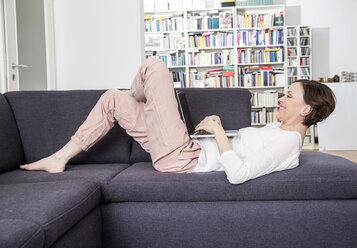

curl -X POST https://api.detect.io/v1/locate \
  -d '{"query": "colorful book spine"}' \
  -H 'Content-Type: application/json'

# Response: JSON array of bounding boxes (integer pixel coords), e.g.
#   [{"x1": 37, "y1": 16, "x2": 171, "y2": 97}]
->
[
  {"x1": 187, "y1": 11, "x2": 233, "y2": 30},
  {"x1": 237, "y1": 12, "x2": 282, "y2": 28},
  {"x1": 237, "y1": 28, "x2": 284, "y2": 46},
  {"x1": 237, "y1": 48, "x2": 283, "y2": 64},
  {"x1": 189, "y1": 32, "x2": 233, "y2": 48},
  {"x1": 144, "y1": 14, "x2": 184, "y2": 32},
  {"x1": 189, "y1": 50, "x2": 233, "y2": 65},
  {"x1": 251, "y1": 108, "x2": 278, "y2": 124}
]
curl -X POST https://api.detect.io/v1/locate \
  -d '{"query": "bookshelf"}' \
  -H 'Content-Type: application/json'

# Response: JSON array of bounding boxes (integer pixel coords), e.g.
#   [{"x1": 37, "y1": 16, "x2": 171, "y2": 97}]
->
[
  {"x1": 144, "y1": 5, "x2": 314, "y2": 148},
  {"x1": 144, "y1": 5, "x2": 286, "y2": 89},
  {"x1": 284, "y1": 25, "x2": 314, "y2": 149},
  {"x1": 285, "y1": 25, "x2": 312, "y2": 85}
]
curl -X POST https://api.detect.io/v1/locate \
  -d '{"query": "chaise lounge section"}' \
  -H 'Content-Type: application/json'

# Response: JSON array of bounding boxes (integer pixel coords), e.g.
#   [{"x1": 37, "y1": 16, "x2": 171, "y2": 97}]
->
[{"x1": 1, "y1": 88, "x2": 357, "y2": 248}]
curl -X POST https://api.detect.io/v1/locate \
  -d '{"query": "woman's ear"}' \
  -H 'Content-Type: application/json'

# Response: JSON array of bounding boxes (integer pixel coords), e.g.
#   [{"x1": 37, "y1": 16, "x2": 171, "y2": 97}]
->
[{"x1": 301, "y1": 104, "x2": 312, "y2": 117}]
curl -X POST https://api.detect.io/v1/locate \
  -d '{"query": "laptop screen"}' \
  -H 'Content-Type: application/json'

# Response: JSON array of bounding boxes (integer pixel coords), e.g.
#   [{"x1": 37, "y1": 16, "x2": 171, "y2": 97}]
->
[{"x1": 176, "y1": 90, "x2": 195, "y2": 135}]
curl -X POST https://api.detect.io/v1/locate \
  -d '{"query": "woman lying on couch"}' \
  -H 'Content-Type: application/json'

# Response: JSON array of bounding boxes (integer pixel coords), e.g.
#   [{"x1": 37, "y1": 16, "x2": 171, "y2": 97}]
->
[{"x1": 20, "y1": 58, "x2": 336, "y2": 184}]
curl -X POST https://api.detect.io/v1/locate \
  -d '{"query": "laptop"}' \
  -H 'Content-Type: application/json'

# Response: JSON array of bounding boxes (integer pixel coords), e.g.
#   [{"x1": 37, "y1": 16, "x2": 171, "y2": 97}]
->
[{"x1": 175, "y1": 90, "x2": 238, "y2": 138}]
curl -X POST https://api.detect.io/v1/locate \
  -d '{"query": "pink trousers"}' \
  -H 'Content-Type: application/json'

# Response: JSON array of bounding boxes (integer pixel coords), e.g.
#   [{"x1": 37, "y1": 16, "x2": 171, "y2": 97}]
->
[{"x1": 71, "y1": 58, "x2": 202, "y2": 173}]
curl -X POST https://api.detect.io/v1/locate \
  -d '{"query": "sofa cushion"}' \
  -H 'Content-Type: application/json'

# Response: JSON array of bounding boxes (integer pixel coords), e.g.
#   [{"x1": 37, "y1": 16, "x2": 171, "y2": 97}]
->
[
  {"x1": 103, "y1": 152, "x2": 357, "y2": 203},
  {"x1": 0, "y1": 219, "x2": 44, "y2": 248},
  {"x1": 102, "y1": 201, "x2": 357, "y2": 248},
  {"x1": 4, "y1": 90, "x2": 132, "y2": 165},
  {"x1": 0, "y1": 94, "x2": 24, "y2": 173},
  {"x1": 0, "y1": 163, "x2": 129, "y2": 185},
  {"x1": 129, "y1": 88, "x2": 252, "y2": 164},
  {"x1": 51, "y1": 207, "x2": 102, "y2": 248},
  {"x1": 0, "y1": 180, "x2": 100, "y2": 248}
]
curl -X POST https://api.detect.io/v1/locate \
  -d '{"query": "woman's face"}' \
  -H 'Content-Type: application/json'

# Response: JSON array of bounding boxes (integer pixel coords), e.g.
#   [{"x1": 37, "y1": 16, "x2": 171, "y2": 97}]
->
[{"x1": 277, "y1": 82, "x2": 311, "y2": 123}]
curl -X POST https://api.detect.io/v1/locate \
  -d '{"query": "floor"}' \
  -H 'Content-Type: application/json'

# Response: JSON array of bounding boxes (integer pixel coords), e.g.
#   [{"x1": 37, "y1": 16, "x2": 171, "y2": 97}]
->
[
  {"x1": 303, "y1": 148, "x2": 357, "y2": 163},
  {"x1": 323, "y1": 150, "x2": 357, "y2": 163}
]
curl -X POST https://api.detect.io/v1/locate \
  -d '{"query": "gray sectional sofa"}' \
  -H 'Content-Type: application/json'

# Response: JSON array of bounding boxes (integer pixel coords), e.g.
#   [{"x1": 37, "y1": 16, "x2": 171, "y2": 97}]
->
[{"x1": 1, "y1": 88, "x2": 357, "y2": 248}]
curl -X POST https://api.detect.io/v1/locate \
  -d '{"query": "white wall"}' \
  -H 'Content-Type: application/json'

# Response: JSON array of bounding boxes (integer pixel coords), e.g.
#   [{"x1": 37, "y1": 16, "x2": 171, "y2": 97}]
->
[
  {"x1": 53, "y1": 0, "x2": 144, "y2": 90},
  {"x1": 317, "y1": 83, "x2": 357, "y2": 150},
  {"x1": 275, "y1": 0, "x2": 357, "y2": 79}
]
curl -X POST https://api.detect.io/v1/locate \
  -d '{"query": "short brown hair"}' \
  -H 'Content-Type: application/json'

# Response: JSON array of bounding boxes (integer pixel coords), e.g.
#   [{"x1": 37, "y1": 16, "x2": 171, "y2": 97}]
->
[{"x1": 296, "y1": 80, "x2": 336, "y2": 127}]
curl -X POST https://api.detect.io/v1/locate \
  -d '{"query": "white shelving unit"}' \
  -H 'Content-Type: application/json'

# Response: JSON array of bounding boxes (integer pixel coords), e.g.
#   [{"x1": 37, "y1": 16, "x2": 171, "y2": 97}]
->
[
  {"x1": 144, "y1": 5, "x2": 286, "y2": 122},
  {"x1": 285, "y1": 25, "x2": 312, "y2": 85},
  {"x1": 284, "y1": 25, "x2": 314, "y2": 149},
  {"x1": 144, "y1": 5, "x2": 314, "y2": 148}
]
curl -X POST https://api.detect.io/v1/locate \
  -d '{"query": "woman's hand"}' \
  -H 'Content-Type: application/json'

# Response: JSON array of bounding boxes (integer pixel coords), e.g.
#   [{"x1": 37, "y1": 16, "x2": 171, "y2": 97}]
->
[{"x1": 195, "y1": 115, "x2": 223, "y2": 134}]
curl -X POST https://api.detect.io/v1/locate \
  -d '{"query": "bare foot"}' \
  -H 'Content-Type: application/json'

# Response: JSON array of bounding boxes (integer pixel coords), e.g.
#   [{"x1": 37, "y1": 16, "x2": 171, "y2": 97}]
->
[{"x1": 19, "y1": 155, "x2": 67, "y2": 173}]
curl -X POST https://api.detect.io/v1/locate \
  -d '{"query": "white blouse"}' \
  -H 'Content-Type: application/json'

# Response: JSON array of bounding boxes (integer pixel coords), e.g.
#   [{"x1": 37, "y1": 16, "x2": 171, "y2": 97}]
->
[{"x1": 192, "y1": 122, "x2": 302, "y2": 184}]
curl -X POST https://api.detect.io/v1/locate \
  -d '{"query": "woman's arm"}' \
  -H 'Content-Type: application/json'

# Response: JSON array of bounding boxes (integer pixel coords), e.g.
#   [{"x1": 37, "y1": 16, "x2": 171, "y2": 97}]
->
[
  {"x1": 195, "y1": 117, "x2": 300, "y2": 184},
  {"x1": 213, "y1": 125, "x2": 233, "y2": 155},
  {"x1": 217, "y1": 134, "x2": 300, "y2": 184},
  {"x1": 195, "y1": 116, "x2": 232, "y2": 155}
]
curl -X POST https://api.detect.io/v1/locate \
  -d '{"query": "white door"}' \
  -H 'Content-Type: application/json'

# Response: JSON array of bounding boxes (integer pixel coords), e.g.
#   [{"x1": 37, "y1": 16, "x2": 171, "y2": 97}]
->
[
  {"x1": 2, "y1": 0, "x2": 47, "y2": 92},
  {"x1": 2, "y1": 0, "x2": 22, "y2": 91}
]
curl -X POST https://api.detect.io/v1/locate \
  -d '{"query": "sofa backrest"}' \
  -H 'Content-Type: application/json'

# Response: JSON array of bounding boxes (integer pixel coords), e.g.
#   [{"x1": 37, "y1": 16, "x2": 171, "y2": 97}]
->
[
  {"x1": 129, "y1": 88, "x2": 252, "y2": 163},
  {"x1": 4, "y1": 88, "x2": 251, "y2": 166},
  {"x1": 0, "y1": 94, "x2": 24, "y2": 173},
  {"x1": 4, "y1": 90, "x2": 132, "y2": 165}
]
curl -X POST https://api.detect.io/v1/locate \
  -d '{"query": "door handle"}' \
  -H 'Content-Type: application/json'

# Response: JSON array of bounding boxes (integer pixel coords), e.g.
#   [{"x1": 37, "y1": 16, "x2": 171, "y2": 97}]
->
[{"x1": 11, "y1": 63, "x2": 29, "y2": 69}]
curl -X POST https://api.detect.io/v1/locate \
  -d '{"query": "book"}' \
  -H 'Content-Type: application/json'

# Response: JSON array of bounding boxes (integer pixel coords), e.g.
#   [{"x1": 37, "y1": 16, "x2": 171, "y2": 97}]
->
[
  {"x1": 172, "y1": 70, "x2": 186, "y2": 88},
  {"x1": 274, "y1": 12, "x2": 284, "y2": 26},
  {"x1": 237, "y1": 48, "x2": 283, "y2": 64},
  {"x1": 275, "y1": 73, "x2": 285, "y2": 87},
  {"x1": 144, "y1": 14, "x2": 184, "y2": 32},
  {"x1": 237, "y1": 11, "x2": 283, "y2": 28},
  {"x1": 188, "y1": 49, "x2": 233, "y2": 65},
  {"x1": 251, "y1": 90, "x2": 278, "y2": 107}
]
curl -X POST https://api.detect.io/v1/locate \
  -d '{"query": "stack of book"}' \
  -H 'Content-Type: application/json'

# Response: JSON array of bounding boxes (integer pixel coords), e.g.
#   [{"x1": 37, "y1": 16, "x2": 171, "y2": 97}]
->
[
  {"x1": 300, "y1": 57, "x2": 310, "y2": 66},
  {"x1": 287, "y1": 67, "x2": 297, "y2": 77},
  {"x1": 300, "y1": 27, "x2": 310, "y2": 36},
  {"x1": 300, "y1": 67, "x2": 310, "y2": 77},
  {"x1": 301, "y1": 47, "x2": 310, "y2": 56},
  {"x1": 237, "y1": 12, "x2": 283, "y2": 28},
  {"x1": 188, "y1": 65, "x2": 235, "y2": 88},
  {"x1": 237, "y1": 47, "x2": 283, "y2": 64},
  {"x1": 187, "y1": 11, "x2": 233, "y2": 30},
  {"x1": 189, "y1": 32, "x2": 234, "y2": 48},
  {"x1": 205, "y1": 68, "x2": 235, "y2": 88},
  {"x1": 287, "y1": 37, "x2": 297, "y2": 46},
  {"x1": 171, "y1": 70, "x2": 186, "y2": 88},
  {"x1": 154, "y1": 52, "x2": 185, "y2": 67},
  {"x1": 144, "y1": 14, "x2": 184, "y2": 32},
  {"x1": 237, "y1": 28, "x2": 284, "y2": 46},
  {"x1": 287, "y1": 48, "x2": 297, "y2": 56},
  {"x1": 251, "y1": 90, "x2": 278, "y2": 107},
  {"x1": 286, "y1": 27, "x2": 297, "y2": 36},
  {"x1": 237, "y1": 66, "x2": 284, "y2": 87},
  {"x1": 163, "y1": 33, "x2": 185, "y2": 49},
  {"x1": 300, "y1": 37, "x2": 309, "y2": 46},
  {"x1": 188, "y1": 69, "x2": 205, "y2": 88},
  {"x1": 251, "y1": 108, "x2": 278, "y2": 124},
  {"x1": 188, "y1": 50, "x2": 233, "y2": 65},
  {"x1": 235, "y1": 0, "x2": 273, "y2": 6}
]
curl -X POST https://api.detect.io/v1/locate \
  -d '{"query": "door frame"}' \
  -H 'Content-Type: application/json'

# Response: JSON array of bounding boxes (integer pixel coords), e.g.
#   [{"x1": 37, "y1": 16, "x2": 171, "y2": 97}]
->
[
  {"x1": 44, "y1": 0, "x2": 57, "y2": 90},
  {"x1": 0, "y1": 0, "x2": 7, "y2": 93},
  {"x1": 0, "y1": 0, "x2": 20, "y2": 92}
]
